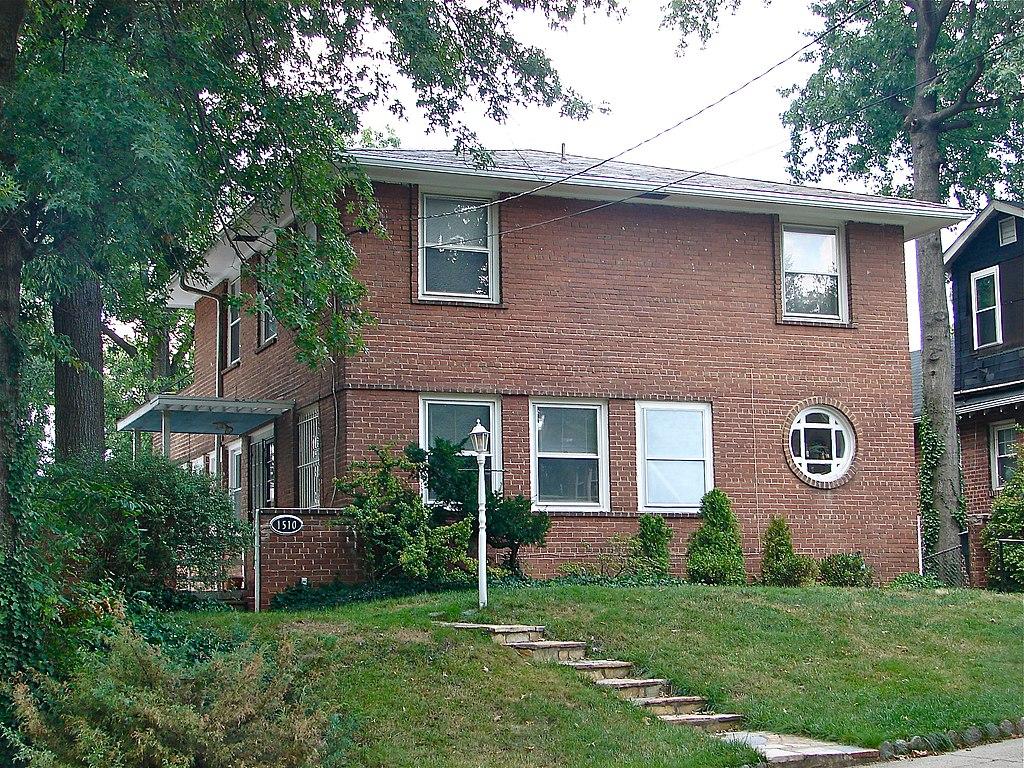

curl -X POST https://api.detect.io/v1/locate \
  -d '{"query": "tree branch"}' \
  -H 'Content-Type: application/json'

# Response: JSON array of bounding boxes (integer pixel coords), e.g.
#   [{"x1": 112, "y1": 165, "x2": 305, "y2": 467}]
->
[
  {"x1": 168, "y1": 324, "x2": 194, "y2": 376},
  {"x1": 929, "y1": 55, "x2": 987, "y2": 124},
  {"x1": 102, "y1": 324, "x2": 139, "y2": 357}
]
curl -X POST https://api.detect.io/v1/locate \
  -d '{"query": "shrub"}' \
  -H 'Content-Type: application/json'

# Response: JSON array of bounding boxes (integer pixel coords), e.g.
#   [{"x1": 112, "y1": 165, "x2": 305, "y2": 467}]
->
[
  {"x1": 760, "y1": 516, "x2": 817, "y2": 587},
  {"x1": 35, "y1": 454, "x2": 248, "y2": 594},
  {"x1": 886, "y1": 572, "x2": 942, "y2": 590},
  {"x1": 411, "y1": 439, "x2": 550, "y2": 572},
  {"x1": 631, "y1": 514, "x2": 672, "y2": 578},
  {"x1": 686, "y1": 489, "x2": 746, "y2": 585},
  {"x1": 336, "y1": 445, "x2": 472, "y2": 583},
  {"x1": 7, "y1": 632, "x2": 339, "y2": 767},
  {"x1": 818, "y1": 552, "x2": 873, "y2": 587},
  {"x1": 982, "y1": 441, "x2": 1023, "y2": 591}
]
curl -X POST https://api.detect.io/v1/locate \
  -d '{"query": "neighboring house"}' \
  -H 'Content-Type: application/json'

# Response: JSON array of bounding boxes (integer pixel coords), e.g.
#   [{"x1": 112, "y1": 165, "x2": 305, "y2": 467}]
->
[
  {"x1": 915, "y1": 201, "x2": 1023, "y2": 585},
  {"x1": 118, "y1": 149, "x2": 965, "y2": 608}
]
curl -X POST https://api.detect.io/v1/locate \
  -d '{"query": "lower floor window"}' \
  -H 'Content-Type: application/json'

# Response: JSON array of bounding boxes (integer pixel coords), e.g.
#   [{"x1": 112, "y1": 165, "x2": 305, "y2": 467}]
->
[
  {"x1": 531, "y1": 400, "x2": 608, "y2": 510},
  {"x1": 419, "y1": 395, "x2": 501, "y2": 499},
  {"x1": 991, "y1": 422, "x2": 1020, "y2": 490},
  {"x1": 297, "y1": 406, "x2": 320, "y2": 508},
  {"x1": 636, "y1": 402, "x2": 713, "y2": 510},
  {"x1": 788, "y1": 406, "x2": 855, "y2": 484}
]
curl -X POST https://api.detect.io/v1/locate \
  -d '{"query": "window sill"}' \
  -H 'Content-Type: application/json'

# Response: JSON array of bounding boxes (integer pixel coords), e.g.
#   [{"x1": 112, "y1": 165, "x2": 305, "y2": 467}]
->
[
  {"x1": 256, "y1": 336, "x2": 278, "y2": 354},
  {"x1": 413, "y1": 296, "x2": 506, "y2": 309},
  {"x1": 778, "y1": 317, "x2": 856, "y2": 330},
  {"x1": 535, "y1": 508, "x2": 700, "y2": 518},
  {"x1": 223, "y1": 360, "x2": 241, "y2": 373}
]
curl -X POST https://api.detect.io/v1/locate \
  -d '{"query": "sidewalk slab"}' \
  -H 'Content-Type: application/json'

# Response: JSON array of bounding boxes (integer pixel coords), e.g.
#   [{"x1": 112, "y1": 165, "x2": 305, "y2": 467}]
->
[
  {"x1": 719, "y1": 730, "x2": 878, "y2": 764},
  {"x1": 873, "y1": 738, "x2": 1023, "y2": 767}
]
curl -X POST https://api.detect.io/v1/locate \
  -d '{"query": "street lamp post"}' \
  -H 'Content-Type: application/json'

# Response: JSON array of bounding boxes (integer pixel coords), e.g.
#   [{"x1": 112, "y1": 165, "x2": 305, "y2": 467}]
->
[{"x1": 469, "y1": 419, "x2": 490, "y2": 609}]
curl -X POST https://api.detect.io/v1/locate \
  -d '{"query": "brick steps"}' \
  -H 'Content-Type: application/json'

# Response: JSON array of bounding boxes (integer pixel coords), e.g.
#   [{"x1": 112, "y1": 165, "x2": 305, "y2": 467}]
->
[
  {"x1": 632, "y1": 694, "x2": 708, "y2": 715},
  {"x1": 660, "y1": 713, "x2": 746, "y2": 732},
  {"x1": 506, "y1": 639, "x2": 587, "y2": 662},
  {"x1": 565, "y1": 659, "x2": 635, "y2": 680},
  {"x1": 594, "y1": 677, "x2": 672, "y2": 700}
]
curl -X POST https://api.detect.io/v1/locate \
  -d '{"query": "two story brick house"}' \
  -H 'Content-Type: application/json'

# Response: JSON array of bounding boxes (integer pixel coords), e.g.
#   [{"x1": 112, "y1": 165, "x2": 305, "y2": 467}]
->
[{"x1": 118, "y1": 149, "x2": 965, "y2": 608}]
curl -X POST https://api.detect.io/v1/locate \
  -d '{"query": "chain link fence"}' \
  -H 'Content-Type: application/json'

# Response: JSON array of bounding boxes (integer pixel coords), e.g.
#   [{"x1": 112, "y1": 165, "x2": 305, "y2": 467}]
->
[{"x1": 920, "y1": 529, "x2": 971, "y2": 588}]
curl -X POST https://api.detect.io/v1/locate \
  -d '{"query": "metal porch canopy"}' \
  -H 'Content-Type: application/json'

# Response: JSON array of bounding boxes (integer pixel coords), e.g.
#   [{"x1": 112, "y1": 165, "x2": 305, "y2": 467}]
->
[{"x1": 117, "y1": 395, "x2": 294, "y2": 437}]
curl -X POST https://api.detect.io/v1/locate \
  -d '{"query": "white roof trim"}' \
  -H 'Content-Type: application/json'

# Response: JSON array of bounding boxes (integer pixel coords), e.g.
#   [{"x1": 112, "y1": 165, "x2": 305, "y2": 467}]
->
[
  {"x1": 955, "y1": 391, "x2": 1024, "y2": 417},
  {"x1": 117, "y1": 394, "x2": 294, "y2": 433},
  {"x1": 944, "y1": 201, "x2": 1024, "y2": 267}
]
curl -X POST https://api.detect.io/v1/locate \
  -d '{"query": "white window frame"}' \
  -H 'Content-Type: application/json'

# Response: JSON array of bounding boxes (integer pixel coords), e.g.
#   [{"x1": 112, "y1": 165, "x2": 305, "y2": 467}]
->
[
  {"x1": 258, "y1": 251, "x2": 278, "y2": 346},
  {"x1": 226, "y1": 278, "x2": 241, "y2": 365},
  {"x1": 296, "y1": 405, "x2": 321, "y2": 508},
  {"x1": 418, "y1": 394, "x2": 503, "y2": 499},
  {"x1": 529, "y1": 398, "x2": 610, "y2": 513},
  {"x1": 227, "y1": 442, "x2": 243, "y2": 515},
  {"x1": 418, "y1": 192, "x2": 499, "y2": 304},
  {"x1": 998, "y1": 217, "x2": 1017, "y2": 247},
  {"x1": 970, "y1": 265, "x2": 1003, "y2": 350},
  {"x1": 990, "y1": 420, "x2": 1019, "y2": 491},
  {"x1": 635, "y1": 401, "x2": 714, "y2": 513},
  {"x1": 781, "y1": 223, "x2": 849, "y2": 323},
  {"x1": 788, "y1": 406, "x2": 856, "y2": 484}
]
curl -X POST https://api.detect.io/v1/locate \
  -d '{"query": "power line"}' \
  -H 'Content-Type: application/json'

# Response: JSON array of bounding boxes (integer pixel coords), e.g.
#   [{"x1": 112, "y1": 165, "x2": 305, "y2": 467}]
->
[
  {"x1": 425, "y1": 32, "x2": 1021, "y2": 251},
  {"x1": 417, "y1": 0, "x2": 879, "y2": 223}
]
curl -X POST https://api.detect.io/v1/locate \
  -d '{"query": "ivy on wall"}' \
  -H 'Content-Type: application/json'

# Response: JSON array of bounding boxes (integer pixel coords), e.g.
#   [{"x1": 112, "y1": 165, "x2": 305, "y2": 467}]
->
[{"x1": 917, "y1": 414, "x2": 968, "y2": 558}]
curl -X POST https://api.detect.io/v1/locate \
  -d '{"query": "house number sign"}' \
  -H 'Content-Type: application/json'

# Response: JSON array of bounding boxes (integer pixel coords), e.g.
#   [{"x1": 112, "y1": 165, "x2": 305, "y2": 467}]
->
[{"x1": 269, "y1": 514, "x2": 304, "y2": 535}]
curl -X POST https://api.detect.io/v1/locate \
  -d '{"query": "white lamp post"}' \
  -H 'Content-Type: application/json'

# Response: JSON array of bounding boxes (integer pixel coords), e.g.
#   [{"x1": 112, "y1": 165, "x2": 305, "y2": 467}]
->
[{"x1": 469, "y1": 419, "x2": 490, "y2": 609}]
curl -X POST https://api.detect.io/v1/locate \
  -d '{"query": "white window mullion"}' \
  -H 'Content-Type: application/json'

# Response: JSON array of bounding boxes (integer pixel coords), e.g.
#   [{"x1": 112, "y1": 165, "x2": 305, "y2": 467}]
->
[{"x1": 531, "y1": 400, "x2": 608, "y2": 511}]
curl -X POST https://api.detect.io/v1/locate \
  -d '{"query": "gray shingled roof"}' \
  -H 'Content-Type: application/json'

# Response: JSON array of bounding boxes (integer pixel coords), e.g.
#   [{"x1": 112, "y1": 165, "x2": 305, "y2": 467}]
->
[{"x1": 351, "y1": 148, "x2": 963, "y2": 218}]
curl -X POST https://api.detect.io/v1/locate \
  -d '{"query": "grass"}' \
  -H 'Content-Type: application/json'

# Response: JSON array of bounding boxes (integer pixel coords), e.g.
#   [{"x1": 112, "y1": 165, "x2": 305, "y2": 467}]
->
[{"x1": 188, "y1": 584, "x2": 1023, "y2": 765}]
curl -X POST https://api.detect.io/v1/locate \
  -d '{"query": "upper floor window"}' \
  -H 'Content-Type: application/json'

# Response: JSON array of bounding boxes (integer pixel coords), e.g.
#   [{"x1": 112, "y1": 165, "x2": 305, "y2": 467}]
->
[
  {"x1": 781, "y1": 225, "x2": 847, "y2": 322},
  {"x1": 991, "y1": 422, "x2": 1020, "y2": 490},
  {"x1": 998, "y1": 217, "x2": 1017, "y2": 246},
  {"x1": 530, "y1": 400, "x2": 608, "y2": 511},
  {"x1": 636, "y1": 401, "x2": 713, "y2": 512},
  {"x1": 970, "y1": 265, "x2": 1002, "y2": 349},
  {"x1": 419, "y1": 194, "x2": 498, "y2": 303},
  {"x1": 258, "y1": 252, "x2": 277, "y2": 346},
  {"x1": 226, "y1": 278, "x2": 241, "y2": 365}
]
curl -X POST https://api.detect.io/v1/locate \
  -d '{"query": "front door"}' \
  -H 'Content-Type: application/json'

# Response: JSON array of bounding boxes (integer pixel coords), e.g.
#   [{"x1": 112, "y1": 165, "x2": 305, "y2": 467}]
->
[{"x1": 248, "y1": 428, "x2": 276, "y2": 517}]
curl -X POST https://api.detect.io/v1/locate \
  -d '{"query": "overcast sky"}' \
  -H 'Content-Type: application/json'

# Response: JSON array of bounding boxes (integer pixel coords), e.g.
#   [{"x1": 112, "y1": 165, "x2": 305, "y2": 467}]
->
[{"x1": 363, "y1": 1, "x2": 937, "y2": 350}]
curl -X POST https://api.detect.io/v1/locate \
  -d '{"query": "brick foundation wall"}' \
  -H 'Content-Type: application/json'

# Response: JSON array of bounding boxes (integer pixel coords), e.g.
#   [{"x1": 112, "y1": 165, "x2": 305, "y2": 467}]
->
[{"x1": 959, "y1": 414, "x2": 998, "y2": 587}]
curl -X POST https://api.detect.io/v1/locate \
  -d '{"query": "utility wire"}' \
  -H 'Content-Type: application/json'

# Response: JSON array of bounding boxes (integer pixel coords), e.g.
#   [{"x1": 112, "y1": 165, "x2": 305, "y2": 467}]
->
[
  {"x1": 416, "y1": 0, "x2": 879, "y2": 222},
  {"x1": 425, "y1": 32, "x2": 1021, "y2": 251}
]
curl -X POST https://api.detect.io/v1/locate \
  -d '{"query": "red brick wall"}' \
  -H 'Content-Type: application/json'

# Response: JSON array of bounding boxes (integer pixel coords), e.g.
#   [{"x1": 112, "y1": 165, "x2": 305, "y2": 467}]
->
[
  {"x1": 256, "y1": 509, "x2": 362, "y2": 610},
  {"x1": 178, "y1": 181, "x2": 924, "y2": 598},
  {"x1": 959, "y1": 414, "x2": 997, "y2": 586}
]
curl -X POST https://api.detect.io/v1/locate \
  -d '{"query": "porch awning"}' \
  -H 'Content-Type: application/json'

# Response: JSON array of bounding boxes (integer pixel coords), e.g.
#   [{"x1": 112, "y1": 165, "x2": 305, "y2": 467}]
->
[{"x1": 117, "y1": 395, "x2": 294, "y2": 436}]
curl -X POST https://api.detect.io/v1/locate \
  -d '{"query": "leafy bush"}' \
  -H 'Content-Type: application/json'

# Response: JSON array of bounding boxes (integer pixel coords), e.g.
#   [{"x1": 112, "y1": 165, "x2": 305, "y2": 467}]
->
[
  {"x1": 410, "y1": 439, "x2": 550, "y2": 572},
  {"x1": 631, "y1": 514, "x2": 672, "y2": 578},
  {"x1": 336, "y1": 445, "x2": 473, "y2": 583},
  {"x1": 885, "y1": 572, "x2": 942, "y2": 590},
  {"x1": 983, "y1": 441, "x2": 1023, "y2": 591},
  {"x1": 35, "y1": 454, "x2": 248, "y2": 595},
  {"x1": 760, "y1": 516, "x2": 817, "y2": 587},
  {"x1": 686, "y1": 489, "x2": 746, "y2": 585},
  {"x1": 818, "y1": 552, "x2": 873, "y2": 587},
  {"x1": 6, "y1": 632, "x2": 340, "y2": 767}
]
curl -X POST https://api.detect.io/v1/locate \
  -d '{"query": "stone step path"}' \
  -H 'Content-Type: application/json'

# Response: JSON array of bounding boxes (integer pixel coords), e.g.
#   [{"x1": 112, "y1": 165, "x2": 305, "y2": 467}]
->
[
  {"x1": 435, "y1": 621, "x2": 881, "y2": 766},
  {"x1": 435, "y1": 621, "x2": 743, "y2": 734}
]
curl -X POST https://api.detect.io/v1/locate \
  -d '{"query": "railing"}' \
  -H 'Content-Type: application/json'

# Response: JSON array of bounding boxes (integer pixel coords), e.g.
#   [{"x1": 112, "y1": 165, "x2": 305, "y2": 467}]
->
[{"x1": 994, "y1": 538, "x2": 1024, "y2": 592}]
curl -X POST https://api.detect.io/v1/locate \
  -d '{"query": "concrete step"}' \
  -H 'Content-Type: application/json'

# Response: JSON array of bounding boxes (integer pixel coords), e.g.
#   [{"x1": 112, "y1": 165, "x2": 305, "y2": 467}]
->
[
  {"x1": 433, "y1": 622, "x2": 546, "y2": 644},
  {"x1": 565, "y1": 659, "x2": 635, "y2": 680},
  {"x1": 718, "y1": 731, "x2": 881, "y2": 765},
  {"x1": 660, "y1": 713, "x2": 744, "y2": 732},
  {"x1": 594, "y1": 677, "x2": 672, "y2": 699},
  {"x1": 506, "y1": 640, "x2": 587, "y2": 662},
  {"x1": 632, "y1": 694, "x2": 708, "y2": 716}
]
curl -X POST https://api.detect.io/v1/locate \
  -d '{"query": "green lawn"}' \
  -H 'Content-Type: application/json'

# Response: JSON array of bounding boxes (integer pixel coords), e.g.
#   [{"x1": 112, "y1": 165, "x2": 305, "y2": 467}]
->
[{"x1": 189, "y1": 584, "x2": 1023, "y2": 766}]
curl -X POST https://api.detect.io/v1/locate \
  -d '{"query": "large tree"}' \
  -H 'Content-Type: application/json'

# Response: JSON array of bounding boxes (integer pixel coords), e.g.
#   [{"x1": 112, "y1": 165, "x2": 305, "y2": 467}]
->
[
  {"x1": 0, "y1": 0, "x2": 614, "y2": 558},
  {"x1": 666, "y1": 0, "x2": 1023, "y2": 584}
]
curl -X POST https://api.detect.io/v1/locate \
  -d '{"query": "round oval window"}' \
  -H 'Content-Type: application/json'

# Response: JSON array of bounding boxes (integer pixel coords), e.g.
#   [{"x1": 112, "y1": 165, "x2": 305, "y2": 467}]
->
[{"x1": 788, "y1": 406, "x2": 855, "y2": 484}]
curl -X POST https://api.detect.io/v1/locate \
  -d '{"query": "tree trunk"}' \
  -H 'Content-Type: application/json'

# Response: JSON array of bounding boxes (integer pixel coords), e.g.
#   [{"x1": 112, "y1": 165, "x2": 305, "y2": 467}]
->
[
  {"x1": 53, "y1": 278, "x2": 106, "y2": 460},
  {"x1": 0, "y1": 0, "x2": 28, "y2": 553},
  {"x1": 910, "y1": 5, "x2": 964, "y2": 585}
]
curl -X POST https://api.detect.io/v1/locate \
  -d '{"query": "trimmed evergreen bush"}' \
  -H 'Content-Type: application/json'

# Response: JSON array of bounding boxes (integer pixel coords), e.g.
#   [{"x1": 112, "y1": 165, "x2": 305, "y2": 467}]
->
[
  {"x1": 686, "y1": 490, "x2": 746, "y2": 585},
  {"x1": 761, "y1": 516, "x2": 818, "y2": 587},
  {"x1": 631, "y1": 514, "x2": 672, "y2": 578},
  {"x1": 819, "y1": 552, "x2": 873, "y2": 587}
]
